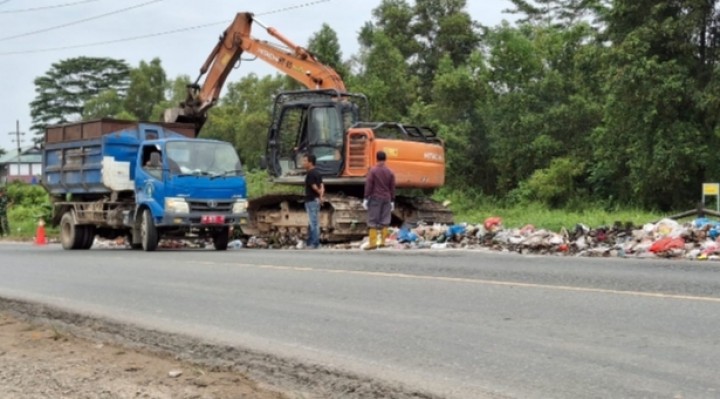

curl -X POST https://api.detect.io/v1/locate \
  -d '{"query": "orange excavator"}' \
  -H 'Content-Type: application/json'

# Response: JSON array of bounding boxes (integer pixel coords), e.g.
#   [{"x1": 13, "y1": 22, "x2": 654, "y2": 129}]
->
[{"x1": 165, "y1": 12, "x2": 452, "y2": 242}]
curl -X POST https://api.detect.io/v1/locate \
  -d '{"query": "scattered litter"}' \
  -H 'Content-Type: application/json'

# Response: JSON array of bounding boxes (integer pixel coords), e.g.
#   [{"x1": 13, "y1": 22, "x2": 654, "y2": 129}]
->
[
  {"x1": 87, "y1": 217, "x2": 720, "y2": 260},
  {"x1": 228, "y1": 240, "x2": 244, "y2": 249}
]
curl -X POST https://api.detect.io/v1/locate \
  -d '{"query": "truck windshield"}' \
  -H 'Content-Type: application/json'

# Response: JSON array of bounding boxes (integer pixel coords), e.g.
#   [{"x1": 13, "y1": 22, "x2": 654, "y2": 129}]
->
[{"x1": 166, "y1": 141, "x2": 243, "y2": 176}]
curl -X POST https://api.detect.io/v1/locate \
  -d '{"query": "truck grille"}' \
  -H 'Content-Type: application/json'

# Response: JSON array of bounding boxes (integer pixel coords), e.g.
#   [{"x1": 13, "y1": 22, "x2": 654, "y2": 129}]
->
[{"x1": 188, "y1": 200, "x2": 234, "y2": 213}]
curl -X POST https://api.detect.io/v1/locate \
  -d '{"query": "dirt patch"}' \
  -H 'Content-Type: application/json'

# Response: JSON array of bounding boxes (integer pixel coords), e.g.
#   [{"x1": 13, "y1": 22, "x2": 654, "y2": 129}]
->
[
  {"x1": 0, "y1": 310, "x2": 288, "y2": 399},
  {"x1": 0, "y1": 298, "x2": 440, "y2": 399}
]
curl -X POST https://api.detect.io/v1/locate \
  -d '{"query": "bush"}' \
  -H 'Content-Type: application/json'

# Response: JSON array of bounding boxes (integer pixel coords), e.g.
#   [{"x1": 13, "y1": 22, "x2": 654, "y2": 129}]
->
[
  {"x1": 3, "y1": 182, "x2": 52, "y2": 238},
  {"x1": 522, "y1": 157, "x2": 586, "y2": 208},
  {"x1": 244, "y1": 169, "x2": 302, "y2": 199}
]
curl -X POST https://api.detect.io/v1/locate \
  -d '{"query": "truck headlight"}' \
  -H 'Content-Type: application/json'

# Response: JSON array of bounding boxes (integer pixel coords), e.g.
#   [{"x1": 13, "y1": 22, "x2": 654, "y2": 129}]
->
[
  {"x1": 164, "y1": 197, "x2": 189, "y2": 214},
  {"x1": 232, "y1": 199, "x2": 248, "y2": 213}
]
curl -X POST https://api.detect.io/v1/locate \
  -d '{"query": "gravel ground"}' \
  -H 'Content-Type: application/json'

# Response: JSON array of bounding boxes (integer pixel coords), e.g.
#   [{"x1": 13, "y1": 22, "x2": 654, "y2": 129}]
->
[
  {"x1": 0, "y1": 299, "x2": 440, "y2": 399},
  {"x1": 0, "y1": 310, "x2": 289, "y2": 399}
]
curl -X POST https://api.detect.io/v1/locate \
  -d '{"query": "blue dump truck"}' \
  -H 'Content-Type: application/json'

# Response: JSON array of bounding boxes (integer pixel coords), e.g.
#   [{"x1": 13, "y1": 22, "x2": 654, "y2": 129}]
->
[{"x1": 42, "y1": 119, "x2": 248, "y2": 251}]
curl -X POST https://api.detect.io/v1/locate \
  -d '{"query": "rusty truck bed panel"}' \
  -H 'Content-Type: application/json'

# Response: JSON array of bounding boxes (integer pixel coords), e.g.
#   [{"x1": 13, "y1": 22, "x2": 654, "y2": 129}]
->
[{"x1": 45, "y1": 118, "x2": 196, "y2": 144}]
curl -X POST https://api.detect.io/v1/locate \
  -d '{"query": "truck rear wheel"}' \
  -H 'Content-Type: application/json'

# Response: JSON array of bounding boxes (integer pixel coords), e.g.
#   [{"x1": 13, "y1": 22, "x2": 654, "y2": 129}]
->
[
  {"x1": 213, "y1": 227, "x2": 230, "y2": 250},
  {"x1": 60, "y1": 212, "x2": 84, "y2": 250},
  {"x1": 79, "y1": 226, "x2": 96, "y2": 250},
  {"x1": 140, "y1": 209, "x2": 159, "y2": 252}
]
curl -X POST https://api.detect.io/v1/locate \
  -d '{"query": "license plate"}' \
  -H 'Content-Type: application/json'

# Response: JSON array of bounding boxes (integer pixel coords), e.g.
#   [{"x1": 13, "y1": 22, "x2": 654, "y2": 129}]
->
[{"x1": 201, "y1": 215, "x2": 225, "y2": 224}]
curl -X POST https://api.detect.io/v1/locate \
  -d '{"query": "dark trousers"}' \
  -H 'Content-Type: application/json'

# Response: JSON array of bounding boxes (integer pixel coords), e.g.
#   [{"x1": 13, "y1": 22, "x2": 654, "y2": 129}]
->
[
  {"x1": 367, "y1": 198, "x2": 391, "y2": 228},
  {"x1": 0, "y1": 215, "x2": 8, "y2": 236}
]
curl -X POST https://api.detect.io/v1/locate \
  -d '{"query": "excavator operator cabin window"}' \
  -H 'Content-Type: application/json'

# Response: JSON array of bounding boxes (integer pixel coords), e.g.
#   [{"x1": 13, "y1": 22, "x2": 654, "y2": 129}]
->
[
  {"x1": 308, "y1": 107, "x2": 343, "y2": 161},
  {"x1": 278, "y1": 107, "x2": 303, "y2": 159},
  {"x1": 342, "y1": 103, "x2": 359, "y2": 130}
]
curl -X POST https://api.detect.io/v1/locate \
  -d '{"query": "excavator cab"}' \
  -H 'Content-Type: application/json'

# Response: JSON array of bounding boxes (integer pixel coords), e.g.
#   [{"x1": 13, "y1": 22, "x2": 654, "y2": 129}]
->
[{"x1": 264, "y1": 90, "x2": 368, "y2": 180}]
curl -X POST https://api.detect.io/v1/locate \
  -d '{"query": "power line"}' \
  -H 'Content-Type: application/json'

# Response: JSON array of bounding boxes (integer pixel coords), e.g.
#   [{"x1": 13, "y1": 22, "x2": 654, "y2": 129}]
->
[
  {"x1": 0, "y1": 0, "x2": 332, "y2": 55},
  {"x1": 0, "y1": 0, "x2": 103, "y2": 14},
  {"x1": 258, "y1": 0, "x2": 332, "y2": 16},
  {"x1": 0, "y1": 0, "x2": 164, "y2": 42},
  {"x1": 0, "y1": 21, "x2": 231, "y2": 55}
]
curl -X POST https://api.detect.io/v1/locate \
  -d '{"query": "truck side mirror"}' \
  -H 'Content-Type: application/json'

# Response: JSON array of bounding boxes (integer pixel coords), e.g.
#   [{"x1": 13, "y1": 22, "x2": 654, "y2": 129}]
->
[{"x1": 259, "y1": 156, "x2": 268, "y2": 170}]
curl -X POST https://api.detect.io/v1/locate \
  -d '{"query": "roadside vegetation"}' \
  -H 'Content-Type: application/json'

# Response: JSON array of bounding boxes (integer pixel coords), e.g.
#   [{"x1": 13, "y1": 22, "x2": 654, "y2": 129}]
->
[
  {"x1": 3, "y1": 182, "x2": 54, "y2": 239},
  {"x1": 437, "y1": 188, "x2": 664, "y2": 232}
]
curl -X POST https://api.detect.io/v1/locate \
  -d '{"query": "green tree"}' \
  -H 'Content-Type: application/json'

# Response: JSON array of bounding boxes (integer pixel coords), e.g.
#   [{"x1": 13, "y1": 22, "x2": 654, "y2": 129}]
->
[
  {"x1": 151, "y1": 75, "x2": 192, "y2": 121},
  {"x1": 593, "y1": 0, "x2": 720, "y2": 209},
  {"x1": 354, "y1": 31, "x2": 418, "y2": 121},
  {"x1": 507, "y1": 0, "x2": 610, "y2": 27},
  {"x1": 82, "y1": 89, "x2": 127, "y2": 119},
  {"x1": 360, "y1": 0, "x2": 480, "y2": 101},
  {"x1": 30, "y1": 57, "x2": 130, "y2": 135},
  {"x1": 307, "y1": 24, "x2": 349, "y2": 80},
  {"x1": 412, "y1": 0, "x2": 481, "y2": 94},
  {"x1": 359, "y1": 0, "x2": 419, "y2": 60},
  {"x1": 479, "y1": 22, "x2": 603, "y2": 195},
  {"x1": 200, "y1": 74, "x2": 288, "y2": 168},
  {"x1": 413, "y1": 53, "x2": 494, "y2": 191},
  {"x1": 124, "y1": 58, "x2": 167, "y2": 121}
]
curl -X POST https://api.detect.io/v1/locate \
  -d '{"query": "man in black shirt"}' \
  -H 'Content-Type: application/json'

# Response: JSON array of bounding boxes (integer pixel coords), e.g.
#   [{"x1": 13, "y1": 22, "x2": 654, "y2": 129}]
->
[{"x1": 303, "y1": 154, "x2": 324, "y2": 249}]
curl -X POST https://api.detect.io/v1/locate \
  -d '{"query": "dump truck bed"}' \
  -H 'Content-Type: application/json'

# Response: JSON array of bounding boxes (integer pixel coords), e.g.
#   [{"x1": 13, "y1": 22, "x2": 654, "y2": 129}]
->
[{"x1": 43, "y1": 119, "x2": 195, "y2": 197}]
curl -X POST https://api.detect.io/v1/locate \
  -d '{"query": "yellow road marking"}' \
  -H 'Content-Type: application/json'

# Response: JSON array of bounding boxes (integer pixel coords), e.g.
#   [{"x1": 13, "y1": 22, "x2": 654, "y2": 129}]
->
[{"x1": 198, "y1": 261, "x2": 720, "y2": 304}]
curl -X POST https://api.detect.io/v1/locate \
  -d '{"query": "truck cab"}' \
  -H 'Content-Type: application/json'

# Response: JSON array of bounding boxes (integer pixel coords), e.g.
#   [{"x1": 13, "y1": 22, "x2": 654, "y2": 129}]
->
[{"x1": 132, "y1": 138, "x2": 248, "y2": 250}]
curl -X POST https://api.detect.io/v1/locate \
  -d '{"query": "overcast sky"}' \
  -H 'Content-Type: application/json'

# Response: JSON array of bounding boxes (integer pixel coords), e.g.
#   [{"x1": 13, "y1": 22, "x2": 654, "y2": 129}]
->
[{"x1": 0, "y1": 0, "x2": 514, "y2": 152}]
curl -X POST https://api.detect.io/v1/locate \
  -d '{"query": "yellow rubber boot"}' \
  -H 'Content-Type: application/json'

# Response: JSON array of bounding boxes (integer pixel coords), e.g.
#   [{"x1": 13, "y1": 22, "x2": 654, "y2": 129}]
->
[
  {"x1": 365, "y1": 228, "x2": 378, "y2": 250},
  {"x1": 380, "y1": 227, "x2": 389, "y2": 248}
]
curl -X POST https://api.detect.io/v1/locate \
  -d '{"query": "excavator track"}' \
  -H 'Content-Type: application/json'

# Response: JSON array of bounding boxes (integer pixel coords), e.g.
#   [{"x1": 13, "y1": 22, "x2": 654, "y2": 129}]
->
[
  {"x1": 242, "y1": 194, "x2": 453, "y2": 243},
  {"x1": 394, "y1": 196, "x2": 454, "y2": 227}
]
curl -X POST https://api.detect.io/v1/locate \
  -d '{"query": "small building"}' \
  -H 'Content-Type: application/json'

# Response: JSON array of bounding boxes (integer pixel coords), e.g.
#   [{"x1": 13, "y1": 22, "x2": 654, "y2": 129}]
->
[{"x1": 0, "y1": 146, "x2": 42, "y2": 185}]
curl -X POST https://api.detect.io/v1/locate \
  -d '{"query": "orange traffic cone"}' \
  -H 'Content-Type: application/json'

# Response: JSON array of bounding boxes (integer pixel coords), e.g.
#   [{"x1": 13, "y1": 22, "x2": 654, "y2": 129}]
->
[{"x1": 35, "y1": 218, "x2": 47, "y2": 246}]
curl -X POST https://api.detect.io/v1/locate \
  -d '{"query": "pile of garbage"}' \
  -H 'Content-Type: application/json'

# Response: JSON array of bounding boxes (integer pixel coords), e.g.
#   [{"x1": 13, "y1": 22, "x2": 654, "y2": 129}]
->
[
  {"x1": 242, "y1": 216, "x2": 720, "y2": 260},
  {"x1": 92, "y1": 237, "x2": 213, "y2": 250},
  {"x1": 85, "y1": 215, "x2": 720, "y2": 260}
]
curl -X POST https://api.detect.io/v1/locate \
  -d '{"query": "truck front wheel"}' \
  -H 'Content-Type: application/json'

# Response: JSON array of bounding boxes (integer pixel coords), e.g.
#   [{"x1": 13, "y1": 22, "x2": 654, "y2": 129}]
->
[
  {"x1": 213, "y1": 227, "x2": 230, "y2": 250},
  {"x1": 60, "y1": 212, "x2": 84, "y2": 250},
  {"x1": 140, "y1": 209, "x2": 159, "y2": 252}
]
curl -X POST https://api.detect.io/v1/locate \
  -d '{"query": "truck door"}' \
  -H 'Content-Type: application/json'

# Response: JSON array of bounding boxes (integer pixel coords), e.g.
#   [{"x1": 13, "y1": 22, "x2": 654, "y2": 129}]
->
[{"x1": 136, "y1": 144, "x2": 166, "y2": 212}]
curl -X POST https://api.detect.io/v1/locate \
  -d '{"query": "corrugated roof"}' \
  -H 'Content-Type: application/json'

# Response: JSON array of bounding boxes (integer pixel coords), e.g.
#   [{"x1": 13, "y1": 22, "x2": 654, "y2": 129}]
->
[{"x1": 0, "y1": 147, "x2": 42, "y2": 164}]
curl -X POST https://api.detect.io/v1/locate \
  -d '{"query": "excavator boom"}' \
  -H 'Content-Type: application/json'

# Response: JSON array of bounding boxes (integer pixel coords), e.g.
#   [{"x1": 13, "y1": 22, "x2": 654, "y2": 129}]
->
[{"x1": 164, "y1": 12, "x2": 345, "y2": 132}]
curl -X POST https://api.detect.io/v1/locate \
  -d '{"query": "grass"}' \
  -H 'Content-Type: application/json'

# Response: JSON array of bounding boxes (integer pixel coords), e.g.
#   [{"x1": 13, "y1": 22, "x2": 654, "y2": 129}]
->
[
  {"x1": 5, "y1": 216, "x2": 58, "y2": 240},
  {"x1": 434, "y1": 189, "x2": 666, "y2": 232}
]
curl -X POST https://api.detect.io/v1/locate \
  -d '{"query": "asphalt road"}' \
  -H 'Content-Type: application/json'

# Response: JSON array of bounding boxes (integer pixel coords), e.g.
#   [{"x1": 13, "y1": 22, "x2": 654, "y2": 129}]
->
[{"x1": 1, "y1": 243, "x2": 719, "y2": 398}]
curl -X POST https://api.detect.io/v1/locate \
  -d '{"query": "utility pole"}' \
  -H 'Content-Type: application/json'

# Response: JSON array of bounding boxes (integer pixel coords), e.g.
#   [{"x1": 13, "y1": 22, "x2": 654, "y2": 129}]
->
[{"x1": 8, "y1": 120, "x2": 25, "y2": 177}]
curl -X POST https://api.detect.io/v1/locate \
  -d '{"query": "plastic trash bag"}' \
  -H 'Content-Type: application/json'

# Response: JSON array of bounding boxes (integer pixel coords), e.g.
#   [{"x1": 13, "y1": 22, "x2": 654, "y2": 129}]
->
[
  {"x1": 445, "y1": 224, "x2": 466, "y2": 238},
  {"x1": 397, "y1": 227, "x2": 419, "y2": 243}
]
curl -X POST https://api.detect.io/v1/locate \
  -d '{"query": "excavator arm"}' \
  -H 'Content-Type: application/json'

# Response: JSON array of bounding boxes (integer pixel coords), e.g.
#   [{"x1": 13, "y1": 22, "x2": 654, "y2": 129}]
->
[{"x1": 164, "y1": 12, "x2": 346, "y2": 134}]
